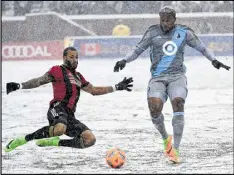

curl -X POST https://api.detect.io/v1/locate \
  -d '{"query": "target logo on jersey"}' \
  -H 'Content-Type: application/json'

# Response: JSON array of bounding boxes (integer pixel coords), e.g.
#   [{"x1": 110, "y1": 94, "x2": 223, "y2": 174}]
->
[{"x1": 162, "y1": 41, "x2": 178, "y2": 56}]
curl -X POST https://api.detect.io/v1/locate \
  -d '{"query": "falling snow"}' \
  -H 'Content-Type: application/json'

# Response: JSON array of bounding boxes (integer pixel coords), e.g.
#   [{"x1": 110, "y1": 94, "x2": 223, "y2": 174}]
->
[{"x1": 2, "y1": 56, "x2": 233, "y2": 173}]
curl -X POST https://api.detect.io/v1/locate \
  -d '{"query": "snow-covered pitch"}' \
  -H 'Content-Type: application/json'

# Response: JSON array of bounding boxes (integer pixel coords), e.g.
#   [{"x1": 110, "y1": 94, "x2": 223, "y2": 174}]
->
[{"x1": 2, "y1": 56, "x2": 233, "y2": 173}]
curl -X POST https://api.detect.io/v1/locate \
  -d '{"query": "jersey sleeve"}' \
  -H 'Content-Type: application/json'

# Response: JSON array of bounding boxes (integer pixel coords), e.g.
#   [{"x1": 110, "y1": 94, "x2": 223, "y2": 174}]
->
[
  {"x1": 46, "y1": 66, "x2": 58, "y2": 81},
  {"x1": 185, "y1": 28, "x2": 203, "y2": 48},
  {"x1": 186, "y1": 28, "x2": 216, "y2": 61},
  {"x1": 136, "y1": 29, "x2": 152, "y2": 51},
  {"x1": 47, "y1": 66, "x2": 58, "y2": 76},
  {"x1": 77, "y1": 72, "x2": 90, "y2": 88},
  {"x1": 125, "y1": 28, "x2": 152, "y2": 63}
]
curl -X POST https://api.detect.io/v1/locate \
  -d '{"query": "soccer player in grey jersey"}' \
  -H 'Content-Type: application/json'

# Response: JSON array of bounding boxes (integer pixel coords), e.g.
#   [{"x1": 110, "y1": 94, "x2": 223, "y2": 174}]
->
[{"x1": 114, "y1": 6, "x2": 230, "y2": 163}]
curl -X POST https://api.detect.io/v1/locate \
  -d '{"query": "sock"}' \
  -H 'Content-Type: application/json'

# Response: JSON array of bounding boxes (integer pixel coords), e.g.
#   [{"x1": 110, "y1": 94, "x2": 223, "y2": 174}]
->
[
  {"x1": 151, "y1": 113, "x2": 168, "y2": 140},
  {"x1": 172, "y1": 112, "x2": 185, "y2": 150},
  {"x1": 59, "y1": 135, "x2": 85, "y2": 148},
  {"x1": 25, "y1": 126, "x2": 51, "y2": 141}
]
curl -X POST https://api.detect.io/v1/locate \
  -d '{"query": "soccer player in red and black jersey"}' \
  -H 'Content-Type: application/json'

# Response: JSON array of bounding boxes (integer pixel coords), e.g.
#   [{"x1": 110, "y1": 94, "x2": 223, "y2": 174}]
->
[{"x1": 4, "y1": 47, "x2": 133, "y2": 152}]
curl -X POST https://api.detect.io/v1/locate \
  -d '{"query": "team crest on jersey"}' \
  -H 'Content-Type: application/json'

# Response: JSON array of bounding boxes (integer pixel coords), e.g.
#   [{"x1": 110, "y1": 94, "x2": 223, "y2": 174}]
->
[
  {"x1": 68, "y1": 73, "x2": 82, "y2": 87},
  {"x1": 162, "y1": 41, "x2": 178, "y2": 56}
]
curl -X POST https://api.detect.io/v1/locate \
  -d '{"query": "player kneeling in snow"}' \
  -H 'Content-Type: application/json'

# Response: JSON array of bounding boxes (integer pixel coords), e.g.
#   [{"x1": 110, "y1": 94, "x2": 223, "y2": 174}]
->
[{"x1": 5, "y1": 47, "x2": 133, "y2": 152}]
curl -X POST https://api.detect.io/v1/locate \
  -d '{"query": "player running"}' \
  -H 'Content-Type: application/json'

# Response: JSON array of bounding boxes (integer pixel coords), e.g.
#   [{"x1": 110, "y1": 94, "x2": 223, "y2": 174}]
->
[
  {"x1": 4, "y1": 47, "x2": 133, "y2": 152},
  {"x1": 113, "y1": 6, "x2": 230, "y2": 163}
]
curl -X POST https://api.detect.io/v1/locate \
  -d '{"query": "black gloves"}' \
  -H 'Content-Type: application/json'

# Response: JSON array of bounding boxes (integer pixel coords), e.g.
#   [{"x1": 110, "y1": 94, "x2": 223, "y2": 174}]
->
[
  {"x1": 115, "y1": 77, "x2": 133, "y2": 91},
  {"x1": 6, "y1": 82, "x2": 20, "y2": 94},
  {"x1": 114, "y1": 60, "x2": 133, "y2": 91},
  {"x1": 212, "y1": 60, "x2": 230, "y2": 70},
  {"x1": 114, "y1": 59, "x2": 127, "y2": 72}
]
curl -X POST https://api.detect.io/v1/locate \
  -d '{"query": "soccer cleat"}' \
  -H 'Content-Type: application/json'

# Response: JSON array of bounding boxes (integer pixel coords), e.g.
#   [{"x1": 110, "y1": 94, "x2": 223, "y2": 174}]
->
[
  {"x1": 4, "y1": 136, "x2": 27, "y2": 152},
  {"x1": 168, "y1": 148, "x2": 180, "y2": 164},
  {"x1": 163, "y1": 135, "x2": 172, "y2": 156},
  {"x1": 36, "y1": 136, "x2": 60, "y2": 147}
]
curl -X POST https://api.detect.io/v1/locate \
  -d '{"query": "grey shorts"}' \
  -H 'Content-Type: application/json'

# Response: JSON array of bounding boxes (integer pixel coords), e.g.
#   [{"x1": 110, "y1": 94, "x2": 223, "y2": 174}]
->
[{"x1": 147, "y1": 74, "x2": 188, "y2": 103}]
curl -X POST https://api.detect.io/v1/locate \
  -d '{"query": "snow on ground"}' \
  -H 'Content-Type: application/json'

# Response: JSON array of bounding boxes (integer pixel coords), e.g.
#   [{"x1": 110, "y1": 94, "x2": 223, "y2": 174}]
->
[{"x1": 2, "y1": 56, "x2": 233, "y2": 174}]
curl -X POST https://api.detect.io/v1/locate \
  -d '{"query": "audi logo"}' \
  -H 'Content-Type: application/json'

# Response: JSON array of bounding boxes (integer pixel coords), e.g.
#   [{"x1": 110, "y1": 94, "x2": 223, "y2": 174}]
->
[{"x1": 2, "y1": 45, "x2": 52, "y2": 58}]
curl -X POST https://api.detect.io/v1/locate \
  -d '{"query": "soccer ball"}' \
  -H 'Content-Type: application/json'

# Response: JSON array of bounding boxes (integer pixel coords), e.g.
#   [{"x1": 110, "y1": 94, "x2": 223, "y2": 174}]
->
[{"x1": 105, "y1": 147, "x2": 126, "y2": 168}]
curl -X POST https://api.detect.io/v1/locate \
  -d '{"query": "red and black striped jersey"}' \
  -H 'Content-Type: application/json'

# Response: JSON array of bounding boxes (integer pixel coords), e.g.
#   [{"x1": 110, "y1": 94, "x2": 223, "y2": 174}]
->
[{"x1": 47, "y1": 65, "x2": 89, "y2": 112}]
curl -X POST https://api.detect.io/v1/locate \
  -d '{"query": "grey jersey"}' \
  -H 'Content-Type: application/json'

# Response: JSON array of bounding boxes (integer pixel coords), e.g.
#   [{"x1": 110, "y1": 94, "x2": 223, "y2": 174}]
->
[{"x1": 125, "y1": 24, "x2": 216, "y2": 77}]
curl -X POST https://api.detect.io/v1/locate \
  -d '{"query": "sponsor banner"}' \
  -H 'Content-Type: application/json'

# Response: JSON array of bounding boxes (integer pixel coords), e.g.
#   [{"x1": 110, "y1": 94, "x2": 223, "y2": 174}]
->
[
  {"x1": 185, "y1": 35, "x2": 233, "y2": 57},
  {"x1": 65, "y1": 37, "x2": 141, "y2": 59},
  {"x1": 65, "y1": 35, "x2": 233, "y2": 59},
  {"x1": 80, "y1": 43, "x2": 101, "y2": 56},
  {"x1": 2, "y1": 40, "x2": 64, "y2": 61}
]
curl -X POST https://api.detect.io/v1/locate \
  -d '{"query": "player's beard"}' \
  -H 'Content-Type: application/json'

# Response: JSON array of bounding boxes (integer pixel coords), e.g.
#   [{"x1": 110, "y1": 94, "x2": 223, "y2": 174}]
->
[{"x1": 64, "y1": 60, "x2": 78, "y2": 70}]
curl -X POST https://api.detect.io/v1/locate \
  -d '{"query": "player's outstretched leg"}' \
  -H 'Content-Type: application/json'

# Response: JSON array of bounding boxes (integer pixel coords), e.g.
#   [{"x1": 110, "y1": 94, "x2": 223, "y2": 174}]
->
[
  {"x1": 4, "y1": 126, "x2": 52, "y2": 152},
  {"x1": 36, "y1": 130, "x2": 96, "y2": 149},
  {"x1": 36, "y1": 136, "x2": 60, "y2": 147},
  {"x1": 4, "y1": 136, "x2": 27, "y2": 152}
]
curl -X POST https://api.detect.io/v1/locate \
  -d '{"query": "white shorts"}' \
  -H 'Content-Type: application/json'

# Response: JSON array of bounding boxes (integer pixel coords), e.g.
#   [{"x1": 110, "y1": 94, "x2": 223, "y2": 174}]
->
[{"x1": 147, "y1": 74, "x2": 188, "y2": 103}]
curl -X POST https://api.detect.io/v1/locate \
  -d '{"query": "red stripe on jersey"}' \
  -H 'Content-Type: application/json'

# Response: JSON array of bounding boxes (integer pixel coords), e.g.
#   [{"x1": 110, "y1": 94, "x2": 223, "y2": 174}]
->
[{"x1": 48, "y1": 66, "x2": 66, "y2": 103}]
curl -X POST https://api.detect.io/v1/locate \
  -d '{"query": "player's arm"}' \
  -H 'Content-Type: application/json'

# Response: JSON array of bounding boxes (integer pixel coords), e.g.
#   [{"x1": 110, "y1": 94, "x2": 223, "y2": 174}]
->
[
  {"x1": 82, "y1": 77, "x2": 134, "y2": 95},
  {"x1": 21, "y1": 73, "x2": 53, "y2": 89},
  {"x1": 114, "y1": 29, "x2": 152, "y2": 72},
  {"x1": 186, "y1": 29, "x2": 230, "y2": 70},
  {"x1": 82, "y1": 83, "x2": 113, "y2": 95},
  {"x1": 6, "y1": 73, "x2": 53, "y2": 94}
]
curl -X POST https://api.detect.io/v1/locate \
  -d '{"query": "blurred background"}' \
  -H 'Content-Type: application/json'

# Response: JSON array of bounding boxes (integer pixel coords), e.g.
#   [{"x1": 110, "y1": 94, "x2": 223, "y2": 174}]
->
[
  {"x1": 2, "y1": 1, "x2": 233, "y2": 61},
  {"x1": 2, "y1": 2, "x2": 233, "y2": 174},
  {"x1": 2, "y1": 1, "x2": 233, "y2": 16}
]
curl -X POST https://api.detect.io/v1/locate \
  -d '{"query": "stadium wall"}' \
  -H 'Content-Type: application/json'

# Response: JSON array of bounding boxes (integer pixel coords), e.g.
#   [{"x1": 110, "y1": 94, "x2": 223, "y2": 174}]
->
[
  {"x1": 2, "y1": 34, "x2": 233, "y2": 61},
  {"x1": 2, "y1": 12, "x2": 96, "y2": 43},
  {"x1": 2, "y1": 12, "x2": 233, "y2": 43},
  {"x1": 70, "y1": 12, "x2": 233, "y2": 36}
]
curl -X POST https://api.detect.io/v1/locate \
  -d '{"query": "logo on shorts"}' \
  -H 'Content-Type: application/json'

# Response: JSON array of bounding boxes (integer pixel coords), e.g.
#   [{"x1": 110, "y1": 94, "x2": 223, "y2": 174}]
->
[
  {"x1": 51, "y1": 108, "x2": 59, "y2": 118},
  {"x1": 162, "y1": 41, "x2": 178, "y2": 56}
]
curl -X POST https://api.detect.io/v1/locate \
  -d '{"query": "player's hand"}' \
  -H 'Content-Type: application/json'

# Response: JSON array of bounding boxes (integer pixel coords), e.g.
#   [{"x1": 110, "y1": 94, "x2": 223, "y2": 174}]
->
[
  {"x1": 6, "y1": 82, "x2": 21, "y2": 94},
  {"x1": 115, "y1": 77, "x2": 133, "y2": 91},
  {"x1": 114, "y1": 59, "x2": 127, "y2": 72},
  {"x1": 212, "y1": 60, "x2": 230, "y2": 71}
]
